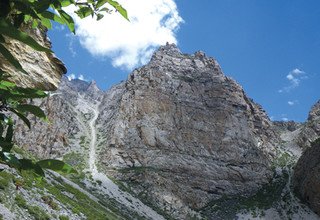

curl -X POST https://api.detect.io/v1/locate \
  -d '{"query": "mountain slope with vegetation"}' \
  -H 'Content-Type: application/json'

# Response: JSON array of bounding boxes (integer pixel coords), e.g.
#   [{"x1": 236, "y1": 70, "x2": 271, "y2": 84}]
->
[{"x1": 5, "y1": 44, "x2": 319, "y2": 219}]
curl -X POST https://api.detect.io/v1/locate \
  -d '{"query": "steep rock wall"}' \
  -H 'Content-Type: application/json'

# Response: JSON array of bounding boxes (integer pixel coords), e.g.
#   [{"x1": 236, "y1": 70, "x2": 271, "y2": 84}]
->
[
  {"x1": 293, "y1": 100, "x2": 320, "y2": 216},
  {"x1": 14, "y1": 44, "x2": 281, "y2": 218},
  {"x1": 96, "y1": 44, "x2": 279, "y2": 217}
]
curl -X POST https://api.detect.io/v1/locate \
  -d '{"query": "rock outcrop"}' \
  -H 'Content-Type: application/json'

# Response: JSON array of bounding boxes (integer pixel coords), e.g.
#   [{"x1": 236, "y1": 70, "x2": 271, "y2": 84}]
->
[
  {"x1": 293, "y1": 100, "x2": 320, "y2": 215},
  {"x1": 15, "y1": 44, "x2": 281, "y2": 218},
  {"x1": 294, "y1": 100, "x2": 320, "y2": 149},
  {"x1": 0, "y1": 25, "x2": 66, "y2": 90},
  {"x1": 14, "y1": 77, "x2": 102, "y2": 158},
  {"x1": 96, "y1": 44, "x2": 279, "y2": 217},
  {"x1": 293, "y1": 138, "x2": 320, "y2": 215},
  {"x1": 308, "y1": 100, "x2": 320, "y2": 121}
]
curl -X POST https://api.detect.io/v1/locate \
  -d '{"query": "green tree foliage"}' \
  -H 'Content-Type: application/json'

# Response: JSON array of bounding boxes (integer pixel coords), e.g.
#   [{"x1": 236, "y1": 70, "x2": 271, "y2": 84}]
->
[
  {"x1": 0, "y1": 72, "x2": 78, "y2": 177},
  {"x1": 0, "y1": 0, "x2": 127, "y2": 178}
]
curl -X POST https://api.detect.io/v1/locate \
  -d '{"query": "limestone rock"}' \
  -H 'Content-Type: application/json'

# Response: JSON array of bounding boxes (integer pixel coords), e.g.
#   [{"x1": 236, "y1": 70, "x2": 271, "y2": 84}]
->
[
  {"x1": 308, "y1": 100, "x2": 320, "y2": 121},
  {"x1": 292, "y1": 100, "x2": 320, "y2": 217},
  {"x1": 293, "y1": 138, "x2": 320, "y2": 215},
  {"x1": 14, "y1": 77, "x2": 101, "y2": 158},
  {"x1": 296, "y1": 100, "x2": 320, "y2": 149},
  {"x1": 14, "y1": 44, "x2": 280, "y2": 218},
  {"x1": 97, "y1": 44, "x2": 279, "y2": 217},
  {"x1": 0, "y1": 25, "x2": 66, "y2": 90},
  {"x1": 273, "y1": 121, "x2": 302, "y2": 132}
]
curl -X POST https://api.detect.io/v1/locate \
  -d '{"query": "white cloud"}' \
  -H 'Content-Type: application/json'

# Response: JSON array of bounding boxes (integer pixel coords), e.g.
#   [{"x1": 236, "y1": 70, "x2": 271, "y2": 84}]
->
[
  {"x1": 67, "y1": 0, "x2": 183, "y2": 70},
  {"x1": 65, "y1": 33, "x2": 77, "y2": 57},
  {"x1": 287, "y1": 100, "x2": 299, "y2": 106},
  {"x1": 278, "y1": 68, "x2": 307, "y2": 93},
  {"x1": 67, "y1": 74, "x2": 76, "y2": 81},
  {"x1": 288, "y1": 101, "x2": 295, "y2": 106},
  {"x1": 78, "y1": 74, "x2": 85, "y2": 81},
  {"x1": 291, "y1": 68, "x2": 304, "y2": 75},
  {"x1": 281, "y1": 117, "x2": 289, "y2": 122},
  {"x1": 67, "y1": 74, "x2": 87, "y2": 81}
]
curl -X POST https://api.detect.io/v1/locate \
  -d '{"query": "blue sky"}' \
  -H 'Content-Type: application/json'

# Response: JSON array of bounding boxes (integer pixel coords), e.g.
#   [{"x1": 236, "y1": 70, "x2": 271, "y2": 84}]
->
[{"x1": 48, "y1": 0, "x2": 320, "y2": 122}]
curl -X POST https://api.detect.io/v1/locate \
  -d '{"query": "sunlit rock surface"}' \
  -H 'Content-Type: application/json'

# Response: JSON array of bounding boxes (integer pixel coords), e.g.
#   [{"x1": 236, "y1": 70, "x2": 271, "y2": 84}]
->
[
  {"x1": 97, "y1": 44, "x2": 279, "y2": 217},
  {"x1": 0, "y1": 25, "x2": 66, "y2": 90}
]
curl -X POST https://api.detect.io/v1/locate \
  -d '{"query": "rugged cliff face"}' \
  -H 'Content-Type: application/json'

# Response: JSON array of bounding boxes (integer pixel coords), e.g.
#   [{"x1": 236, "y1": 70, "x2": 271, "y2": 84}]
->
[
  {"x1": 14, "y1": 77, "x2": 103, "y2": 159},
  {"x1": 293, "y1": 101, "x2": 320, "y2": 215},
  {"x1": 296, "y1": 101, "x2": 320, "y2": 149},
  {"x1": 0, "y1": 25, "x2": 66, "y2": 90},
  {"x1": 13, "y1": 44, "x2": 282, "y2": 218},
  {"x1": 293, "y1": 138, "x2": 320, "y2": 215},
  {"x1": 97, "y1": 44, "x2": 280, "y2": 216}
]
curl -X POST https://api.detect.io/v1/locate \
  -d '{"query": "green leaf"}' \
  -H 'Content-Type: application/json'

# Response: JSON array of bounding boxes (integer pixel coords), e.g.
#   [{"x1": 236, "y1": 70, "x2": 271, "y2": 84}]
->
[
  {"x1": 96, "y1": 0, "x2": 108, "y2": 8},
  {"x1": 75, "y1": 7, "x2": 93, "y2": 19},
  {"x1": 96, "y1": 14, "x2": 104, "y2": 21},
  {"x1": 33, "y1": 0, "x2": 51, "y2": 13},
  {"x1": 9, "y1": 108, "x2": 31, "y2": 129},
  {"x1": 39, "y1": 16, "x2": 52, "y2": 29},
  {"x1": 0, "y1": 43, "x2": 28, "y2": 74},
  {"x1": 16, "y1": 104, "x2": 47, "y2": 120},
  {"x1": 40, "y1": 11, "x2": 65, "y2": 24},
  {"x1": 0, "y1": 18, "x2": 51, "y2": 53},
  {"x1": 1, "y1": 152, "x2": 20, "y2": 168},
  {"x1": 0, "y1": 80, "x2": 16, "y2": 88},
  {"x1": 60, "y1": 0, "x2": 74, "y2": 7},
  {"x1": 37, "y1": 159, "x2": 77, "y2": 174},
  {"x1": 24, "y1": 15, "x2": 32, "y2": 22},
  {"x1": 99, "y1": 7, "x2": 111, "y2": 13},
  {"x1": 13, "y1": 1, "x2": 40, "y2": 20},
  {"x1": 107, "y1": 0, "x2": 129, "y2": 21},
  {"x1": 19, "y1": 159, "x2": 45, "y2": 177},
  {"x1": 32, "y1": 19, "x2": 39, "y2": 28},
  {"x1": 57, "y1": 9, "x2": 75, "y2": 33},
  {"x1": 0, "y1": 139, "x2": 14, "y2": 151},
  {"x1": 13, "y1": 87, "x2": 47, "y2": 98}
]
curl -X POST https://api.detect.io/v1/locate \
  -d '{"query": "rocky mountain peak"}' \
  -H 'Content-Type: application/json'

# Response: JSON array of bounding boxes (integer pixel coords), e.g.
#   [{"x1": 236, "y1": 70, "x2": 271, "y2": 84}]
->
[
  {"x1": 151, "y1": 42, "x2": 181, "y2": 57},
  {"x1": 308, "y1": 100, "x2": 320, "y2": 121},
  {"x1": 96, "y1": 46, "x2": 279, "y2": 218},
  {"x1": 87, "y1": 80, "x2": 100, "y2": 92},
  {"x1": 9, "y1": 40, "x2": 320, "y2": 219},
  {"x1": 60, "y1": 77, "x2": 102, "y2": 94}
]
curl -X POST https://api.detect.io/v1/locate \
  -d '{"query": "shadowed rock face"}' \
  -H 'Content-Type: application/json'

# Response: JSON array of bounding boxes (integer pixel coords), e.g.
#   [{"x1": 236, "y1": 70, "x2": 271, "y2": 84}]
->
[
  {"x1": 293, "y1": 138, "x2": 320, "y2": 215},
  {"x1": 96, "y1": 44, "x2": 279, "y2": 217},
  {"x1": 0, "y1": 25, "x2": 66, "y2": 90},
  {"x1": 293, "y1": 101, "x2": 320, "y2": 216}
]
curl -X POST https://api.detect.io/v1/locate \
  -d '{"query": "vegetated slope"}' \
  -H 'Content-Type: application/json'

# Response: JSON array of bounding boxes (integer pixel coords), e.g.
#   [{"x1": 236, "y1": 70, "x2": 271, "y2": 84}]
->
[
  {"x1": 12, "y1": 77, "x2": 166, "y2": 220},
  {"x1": 0, "y1": 164, "x2": 125, "y2": 220}
]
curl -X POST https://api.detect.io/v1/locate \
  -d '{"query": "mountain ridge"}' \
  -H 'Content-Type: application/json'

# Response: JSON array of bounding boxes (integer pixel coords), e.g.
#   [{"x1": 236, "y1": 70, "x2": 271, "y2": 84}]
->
[{"x1": 9, "y1": 44, "x2": 320, "y2": 219}]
